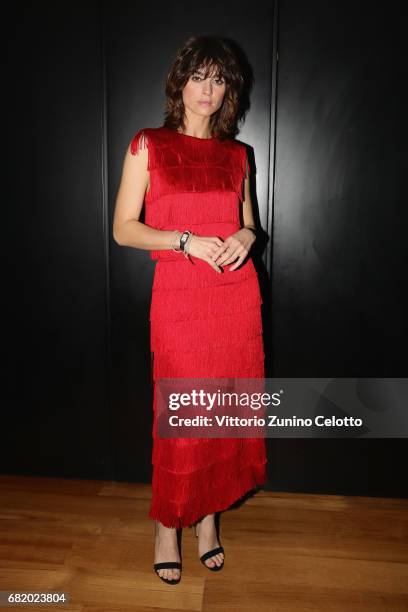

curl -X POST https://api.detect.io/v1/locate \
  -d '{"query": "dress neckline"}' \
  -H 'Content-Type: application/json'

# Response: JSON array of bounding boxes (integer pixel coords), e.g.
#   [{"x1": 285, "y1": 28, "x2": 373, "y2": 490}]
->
[{"x1": 164, "y1": 126, "x2": 216, "y2": 141}]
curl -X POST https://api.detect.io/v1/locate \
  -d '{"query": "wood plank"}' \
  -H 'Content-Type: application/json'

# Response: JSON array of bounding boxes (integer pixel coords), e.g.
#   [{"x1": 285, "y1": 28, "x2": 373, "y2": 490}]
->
[{"x1": 0, "y1": 475, "x2": 406, "y2": 611}]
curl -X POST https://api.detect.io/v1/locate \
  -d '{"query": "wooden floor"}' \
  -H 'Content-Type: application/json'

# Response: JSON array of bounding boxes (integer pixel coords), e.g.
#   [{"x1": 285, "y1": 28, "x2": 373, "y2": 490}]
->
[{"x1": 0, "y1": 475, "x2": 407, "y2": 611}]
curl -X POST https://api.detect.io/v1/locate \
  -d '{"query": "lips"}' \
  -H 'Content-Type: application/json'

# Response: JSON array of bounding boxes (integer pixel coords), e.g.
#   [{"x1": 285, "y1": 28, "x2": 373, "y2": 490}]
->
[{"x1": 198, "y1": 101, "x2": 211, "y2": 105}]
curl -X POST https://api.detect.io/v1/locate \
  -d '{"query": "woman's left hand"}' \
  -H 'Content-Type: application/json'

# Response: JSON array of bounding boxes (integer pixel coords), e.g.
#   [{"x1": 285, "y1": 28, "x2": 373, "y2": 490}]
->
[{"x1": 211, "y1": 228, "x2": 256, "y2": 271}]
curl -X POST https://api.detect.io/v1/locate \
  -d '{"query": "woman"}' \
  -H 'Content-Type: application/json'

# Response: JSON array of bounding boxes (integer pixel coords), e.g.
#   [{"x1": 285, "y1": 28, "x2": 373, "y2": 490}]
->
[{"x1": 113, "y1": 35, "x2": 267, "y2": 584}]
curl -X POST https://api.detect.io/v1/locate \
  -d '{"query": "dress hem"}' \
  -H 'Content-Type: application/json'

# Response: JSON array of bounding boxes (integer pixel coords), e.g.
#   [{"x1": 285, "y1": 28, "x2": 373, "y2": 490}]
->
[{"x1": 148, "y1": 460, "x2": 267, "y2": 529}]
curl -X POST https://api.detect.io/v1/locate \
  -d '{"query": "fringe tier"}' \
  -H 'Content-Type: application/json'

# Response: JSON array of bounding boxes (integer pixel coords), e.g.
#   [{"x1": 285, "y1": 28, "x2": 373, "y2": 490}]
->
[
  {"x1": 130, "y1": 126, "x2": 248, "y2": 206},
  {"x1": 151, "y1": 253, "x2": 259, "y2": 289},
  {"x1": 152, "y1": 341, "x2": 265, "y2": 379},
  {"x1": 148, "y1": 455, "x2": 267, "y2": 529},
  {"x1": 150, "y1": 267, "x2": 262, "y2": 323}
]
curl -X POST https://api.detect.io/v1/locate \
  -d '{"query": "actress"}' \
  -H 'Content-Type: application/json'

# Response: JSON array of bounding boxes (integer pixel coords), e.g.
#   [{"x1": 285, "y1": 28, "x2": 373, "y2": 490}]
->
[{"x1": 113, "y1": 35, "x2": 267, "y2": 584}]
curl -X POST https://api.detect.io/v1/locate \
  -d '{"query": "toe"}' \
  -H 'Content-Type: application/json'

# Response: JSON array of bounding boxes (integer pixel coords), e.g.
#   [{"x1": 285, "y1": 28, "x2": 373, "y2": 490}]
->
[{"x1": 215, "y1": 553, "x2": 224, "y2": 565}]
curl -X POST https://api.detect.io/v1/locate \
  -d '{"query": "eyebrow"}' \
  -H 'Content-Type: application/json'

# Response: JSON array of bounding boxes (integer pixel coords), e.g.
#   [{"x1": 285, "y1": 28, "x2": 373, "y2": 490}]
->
[{"x1": 194, "y1": 70, "x2": 223, "y2": 79}]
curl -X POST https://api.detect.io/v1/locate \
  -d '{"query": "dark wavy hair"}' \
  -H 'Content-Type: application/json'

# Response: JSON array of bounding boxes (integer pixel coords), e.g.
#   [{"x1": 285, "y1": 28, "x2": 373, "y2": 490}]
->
[{"x1": 163, "y1": 36, "x2": 248, "y2": 140}]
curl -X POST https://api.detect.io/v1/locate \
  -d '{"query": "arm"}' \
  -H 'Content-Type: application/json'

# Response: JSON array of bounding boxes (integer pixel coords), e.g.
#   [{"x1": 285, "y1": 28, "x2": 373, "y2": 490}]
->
[
  {"x1": 212, "y1": 162, "x2": 257, "y2": 270},
  {"x1": 241, "y1": 165, "x2": 257, "y2": 233},
  {"x1": 112, "y1": 140, "x2": 182, "y2": 250}
]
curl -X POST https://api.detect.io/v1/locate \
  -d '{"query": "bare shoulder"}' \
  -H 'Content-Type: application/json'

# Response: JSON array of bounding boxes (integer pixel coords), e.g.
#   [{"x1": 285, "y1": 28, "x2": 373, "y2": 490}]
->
[
  {"x1": 112, "y1": 130, "x2": 154, "y2": 235},
  {"x1": 122, "y1": 128, "x2": 153, "y2": 186}
]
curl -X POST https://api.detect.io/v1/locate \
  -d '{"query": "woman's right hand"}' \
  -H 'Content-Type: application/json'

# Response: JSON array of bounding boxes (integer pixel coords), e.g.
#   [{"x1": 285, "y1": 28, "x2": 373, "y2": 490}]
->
[{"x1": 184, "y1": 234, "x2": 225, "y2": 273}]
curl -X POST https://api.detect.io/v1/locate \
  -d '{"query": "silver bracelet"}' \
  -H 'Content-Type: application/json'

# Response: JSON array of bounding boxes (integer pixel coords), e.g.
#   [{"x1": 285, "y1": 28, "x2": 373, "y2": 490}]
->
[{"x1": 179, "y1": 230, "x2": 191, "y2": 252}]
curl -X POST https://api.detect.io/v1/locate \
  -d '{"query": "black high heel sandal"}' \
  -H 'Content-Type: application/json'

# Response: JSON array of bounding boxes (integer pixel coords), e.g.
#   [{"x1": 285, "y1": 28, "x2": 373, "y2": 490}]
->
[
  {"x1": 195, "y1": 522, "x2": 225, "y2": 571},
  {"x1": 153, "y1": 561, "x2": 182, "y2": 584},
  {"x1": 154, "y1": 522, "x2": 182, "y2": 584}
]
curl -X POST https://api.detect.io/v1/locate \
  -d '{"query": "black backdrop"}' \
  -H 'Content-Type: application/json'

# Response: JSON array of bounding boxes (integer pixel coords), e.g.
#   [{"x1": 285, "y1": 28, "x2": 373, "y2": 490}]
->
[{"x1": 4, "y1": 1, "x2": 407, "y2": 497}]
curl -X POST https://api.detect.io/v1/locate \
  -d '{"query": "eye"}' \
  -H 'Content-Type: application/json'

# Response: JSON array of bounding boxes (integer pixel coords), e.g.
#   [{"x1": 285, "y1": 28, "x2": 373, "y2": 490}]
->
[{"x1": 191, "y1": 74, "x2": 203, "y2": 81}]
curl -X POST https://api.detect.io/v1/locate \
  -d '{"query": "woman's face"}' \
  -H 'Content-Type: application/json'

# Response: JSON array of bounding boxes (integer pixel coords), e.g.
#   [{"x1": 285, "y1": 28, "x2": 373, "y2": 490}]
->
[{"x1": 182, "y1": 65, "x2": 226, "y2": 118}]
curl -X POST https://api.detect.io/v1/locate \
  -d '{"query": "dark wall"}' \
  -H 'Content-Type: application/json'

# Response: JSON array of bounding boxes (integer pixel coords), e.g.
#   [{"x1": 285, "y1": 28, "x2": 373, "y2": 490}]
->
[
  {"x1": 270, "y1": 0, "x2": 407, "y2": 497},
  {"x1": 4, "y1": 3, "x2": 112, "y2": 478},
  {"x1": 3, "y1": 1, "x2": 407, "y2": 497},
  {"x1": 274, "y1": 0, "x2": 407, "y2": 378}
]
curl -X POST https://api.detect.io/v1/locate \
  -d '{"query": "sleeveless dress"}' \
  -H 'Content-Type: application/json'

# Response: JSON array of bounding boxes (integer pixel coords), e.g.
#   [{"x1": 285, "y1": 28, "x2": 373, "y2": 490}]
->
[{"x1": 130, "y1": 125, "x2": 267, "y2": 528}]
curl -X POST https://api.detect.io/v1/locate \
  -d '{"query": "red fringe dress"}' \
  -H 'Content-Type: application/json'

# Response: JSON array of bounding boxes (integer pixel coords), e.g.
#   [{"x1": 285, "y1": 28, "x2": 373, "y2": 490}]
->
[{"x1": 130, "y1": 125, "x2": 267, "y2": 528}]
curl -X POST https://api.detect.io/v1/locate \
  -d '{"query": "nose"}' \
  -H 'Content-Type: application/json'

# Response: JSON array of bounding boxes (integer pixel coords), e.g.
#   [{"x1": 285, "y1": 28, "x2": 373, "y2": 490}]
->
[{"x1": 202, "y1": 79, "x2": 213, "y2": 95}]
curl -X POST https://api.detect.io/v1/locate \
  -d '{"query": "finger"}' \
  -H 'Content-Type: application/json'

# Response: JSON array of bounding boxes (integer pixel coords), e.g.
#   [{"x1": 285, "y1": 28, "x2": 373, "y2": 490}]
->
[
  {"x1": 220, "y1": 253, "x2": 239, "y2": 266},
  {"x1": 204, "y1": 257, "x2": 224, "y2": 272},
  {"x1": 215, "y1": 254, "x2": 233, "y2": 266},
  {"x1": 222, "y1": 248, "x2": 247, "y2": 266},
  {"x1": 212, "y1": 250, "x2": 227, "y2": 261},
  {"x1": 226, "y1": 248, "x2": 248, "y2": 269},
  {"x1": 214, "y1": 239, "x2": 240, "y2": 258},
  {"x1": 212, "y1": 242, "x2": 234, "y2": 261},
  {"x1": 216, "y1": 247, "x2": 240, "y2": 265},
  {"x1": 205, "y1": 256, "x2": 223, "y2": 273},
  {"x1": 229, "y1": 255, "x2": 246, "y2": 271},
  {"x1": 212, "y1": 251, "x2": 226, "y2": 263}
]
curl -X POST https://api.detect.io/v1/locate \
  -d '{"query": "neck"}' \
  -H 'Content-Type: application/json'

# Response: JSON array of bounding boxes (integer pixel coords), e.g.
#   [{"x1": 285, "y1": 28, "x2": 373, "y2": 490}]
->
[{"x1": 179, "y1": 115, "x2": 212, "y2": 139}]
